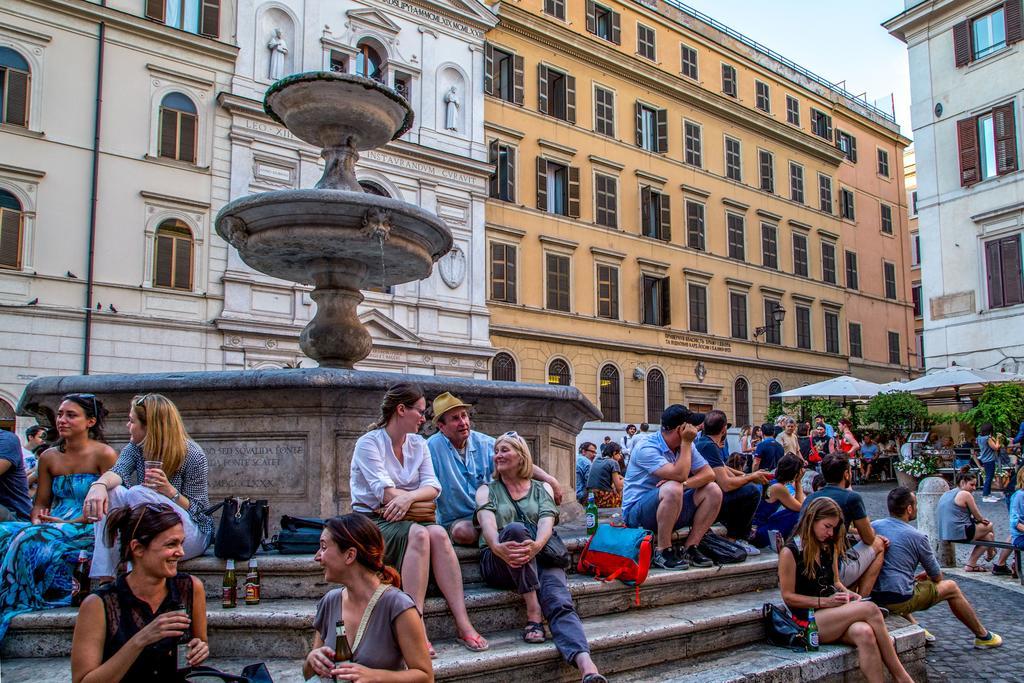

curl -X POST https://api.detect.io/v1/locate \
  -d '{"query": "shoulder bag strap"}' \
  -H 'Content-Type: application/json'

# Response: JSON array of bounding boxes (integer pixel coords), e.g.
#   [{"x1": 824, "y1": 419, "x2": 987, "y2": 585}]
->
[
  {"x1": 351, "y1": 584, "x2": 390, "y2": 653},
  {"x1": 500, "y1": 479, "x2": 531, "y2": 526}
]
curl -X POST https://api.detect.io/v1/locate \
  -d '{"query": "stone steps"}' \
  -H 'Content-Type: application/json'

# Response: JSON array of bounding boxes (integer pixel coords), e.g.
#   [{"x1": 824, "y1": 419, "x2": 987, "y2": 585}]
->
[
  {"x1": 1, "y1": 555, "x2": 780, "y2": 659},
  {"x1": 0, "y1": 600, "x2": 926, "y2": 682}
]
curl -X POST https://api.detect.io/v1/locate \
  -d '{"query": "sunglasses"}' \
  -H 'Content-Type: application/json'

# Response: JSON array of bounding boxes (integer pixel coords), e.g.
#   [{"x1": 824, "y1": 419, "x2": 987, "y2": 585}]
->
[
  {"x1": 130, "y1": 502, "x2": 172, "y2": 540},
  {"x1": 134, "y1": 394, "x2": 153, "y2": 408},
  {"x1": 64, "y1": 393, "x2": 99, "y2": 417},
  {"x1": 502, "y1": 431, "x2": 520, "y2": 439}
]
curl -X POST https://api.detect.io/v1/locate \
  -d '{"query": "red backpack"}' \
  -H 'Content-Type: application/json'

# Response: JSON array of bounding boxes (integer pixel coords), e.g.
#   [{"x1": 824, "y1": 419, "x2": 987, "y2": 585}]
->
[{"x1": 577, "y1": 525, "x2": 654, "y2": 604}]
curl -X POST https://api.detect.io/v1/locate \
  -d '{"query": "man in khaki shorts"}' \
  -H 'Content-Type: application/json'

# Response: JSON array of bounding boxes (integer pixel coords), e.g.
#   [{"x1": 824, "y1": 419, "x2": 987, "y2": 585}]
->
[{"x1": 871, "y1": 487, "x2": 1002, "y2": 649}]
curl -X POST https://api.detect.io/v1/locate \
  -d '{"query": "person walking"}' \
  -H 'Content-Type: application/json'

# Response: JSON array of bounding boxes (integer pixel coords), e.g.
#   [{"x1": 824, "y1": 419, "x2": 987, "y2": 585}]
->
[{"x1": 976, "y1": 423, "x2": 1001, "y2": 502}]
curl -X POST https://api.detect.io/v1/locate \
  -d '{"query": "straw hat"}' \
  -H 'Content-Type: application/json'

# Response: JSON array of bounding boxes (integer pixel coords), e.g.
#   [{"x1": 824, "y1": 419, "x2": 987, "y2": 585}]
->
[{"x1": 431, "y1": 391, "x2": 473, "y2": 425}]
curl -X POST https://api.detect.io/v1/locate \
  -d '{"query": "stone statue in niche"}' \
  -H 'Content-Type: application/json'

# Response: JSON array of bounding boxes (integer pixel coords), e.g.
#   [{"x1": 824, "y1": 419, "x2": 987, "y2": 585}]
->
[
  {"x1": 267, "y1": 28, "x2": 289, "y2": 80},
  {"x1": 443, "y1": 86, "x2": 459, "y2": 131}
]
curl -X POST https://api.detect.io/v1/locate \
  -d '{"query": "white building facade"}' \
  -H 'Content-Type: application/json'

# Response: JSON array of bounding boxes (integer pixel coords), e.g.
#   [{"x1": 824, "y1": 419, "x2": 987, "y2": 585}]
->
[
  {"x1": 217, "y1": 0, "x2": 497, "y2": 376},
  {"x1": 0, "y1": 0, "x2": 238, "y2": 428},
  {"x1": 886, "y1": 1, "x2": 1024, "y2": 372}
]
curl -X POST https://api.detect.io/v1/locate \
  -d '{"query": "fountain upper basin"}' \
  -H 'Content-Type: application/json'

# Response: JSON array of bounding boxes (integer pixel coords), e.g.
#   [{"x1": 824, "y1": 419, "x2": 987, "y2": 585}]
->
[{"x1": 216, "y1": 189, "x2": 452, "y2": 287}]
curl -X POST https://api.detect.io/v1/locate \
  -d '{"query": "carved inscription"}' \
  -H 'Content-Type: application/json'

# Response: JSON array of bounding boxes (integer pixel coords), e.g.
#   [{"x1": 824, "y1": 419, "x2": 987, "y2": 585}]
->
[
  {"x1": 199, "y1": 435, "x2": 307, "y2": 498},
  {"x1": 664, "y1": 332, "x2": 732, "y2": 354},
  {"x1": 379, "y1": 0, "x2": 485, "y2": 37}
]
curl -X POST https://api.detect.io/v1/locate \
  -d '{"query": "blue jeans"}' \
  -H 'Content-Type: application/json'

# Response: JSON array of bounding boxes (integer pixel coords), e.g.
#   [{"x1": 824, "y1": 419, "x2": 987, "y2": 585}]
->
[
  {"x1": 623, "y1": 486, "x2": 697, "y2": 534},
  {"x1": 983, "y1": 460, "x2": 996, "y2": 496},
  {"x1": 751, "y1": 507, "x2": 800, "y2": 548}
]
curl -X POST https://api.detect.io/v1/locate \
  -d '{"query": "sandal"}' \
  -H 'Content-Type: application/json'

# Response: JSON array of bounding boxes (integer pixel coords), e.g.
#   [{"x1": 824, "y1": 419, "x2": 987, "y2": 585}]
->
[
  {"x1": 964, "y1": 564, "x2": 987, "y2": 572},
  {"x1": 522, "y1": 621, "x2": 546, "y2": 644},
  {"x1": 582, "y1": 675, "x2": 608, "y2": 683},
  {"x1": 457, "y1": 633, "x2": 489, "y2": 652}
]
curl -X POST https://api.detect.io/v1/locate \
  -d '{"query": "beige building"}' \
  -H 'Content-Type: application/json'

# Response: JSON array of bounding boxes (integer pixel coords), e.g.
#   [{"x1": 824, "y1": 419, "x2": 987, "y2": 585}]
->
[
  {"x1": 483, "y1": 0, "x2": 916, "y2": 428},
  {"x1": 905, "y1": 146, "x2": 924, "y2": 369},
  {"x1": 0, "y1": 0, "x2": 238, "y2": 426}
]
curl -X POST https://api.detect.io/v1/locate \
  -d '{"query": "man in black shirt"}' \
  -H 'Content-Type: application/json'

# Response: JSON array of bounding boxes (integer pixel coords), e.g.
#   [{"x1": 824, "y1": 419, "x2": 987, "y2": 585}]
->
[
  {"x1": 803, "y1": 454, "x2": 888, "y2": 595},
  {"x1": 753, "y1": 424, "x2": 784, "y2": 471}
]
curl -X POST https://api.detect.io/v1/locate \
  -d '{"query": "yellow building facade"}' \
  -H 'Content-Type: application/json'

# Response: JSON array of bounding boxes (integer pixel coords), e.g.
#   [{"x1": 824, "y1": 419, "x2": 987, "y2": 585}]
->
[{"x1": 482, "y1": 0, "x2": 915, "y2": 427}]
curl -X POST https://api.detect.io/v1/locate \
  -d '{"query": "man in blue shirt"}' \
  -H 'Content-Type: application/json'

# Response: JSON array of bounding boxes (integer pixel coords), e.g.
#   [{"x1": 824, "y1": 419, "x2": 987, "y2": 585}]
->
[
  {"x1": 0, "y1": 429, "x2": 31, "y2": 522},
  {"x1": 428, "y1": 392, "x2": 562, "y2": 545},
  {"x1": 694, "y1": 410, "x2": 769, "y2": 556},
  {"x1": 872, "y1": 487, "x2": 1002, "y2": 648},
  {"x1": 813, "y1": 414, "x2": 836, "y2": 439},
  {"x1": 622, "y1": 405, "x2": 720, "y2": 570},
  {"x1": 576, "y1": 442, "x2": 596, "y2": 504},
  {"x1": 753, "y1": 424, "x2": 784, "y2": 471}
]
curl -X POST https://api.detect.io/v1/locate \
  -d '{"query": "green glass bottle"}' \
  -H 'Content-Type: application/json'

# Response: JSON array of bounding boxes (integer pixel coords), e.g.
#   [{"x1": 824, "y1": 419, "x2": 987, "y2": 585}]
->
[
  {"x1": 805, "y1": 608, "x2": 819, "y2": 651},
  {"x1": 585, "y1": 492, "x2": 599, "y2": 536}
]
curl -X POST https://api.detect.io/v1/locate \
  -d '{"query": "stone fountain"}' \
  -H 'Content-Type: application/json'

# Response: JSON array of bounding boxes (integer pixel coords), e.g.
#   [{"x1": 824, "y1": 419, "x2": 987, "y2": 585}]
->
[{"x1": 17, "y1": 73, "x2": 599, "y2": 524}]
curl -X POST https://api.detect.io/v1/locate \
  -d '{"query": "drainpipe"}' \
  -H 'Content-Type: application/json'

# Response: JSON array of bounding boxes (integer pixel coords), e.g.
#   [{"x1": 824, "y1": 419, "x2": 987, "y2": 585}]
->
[{"x1": 83, "y1": 10, "x2": 106, "y2": 374}]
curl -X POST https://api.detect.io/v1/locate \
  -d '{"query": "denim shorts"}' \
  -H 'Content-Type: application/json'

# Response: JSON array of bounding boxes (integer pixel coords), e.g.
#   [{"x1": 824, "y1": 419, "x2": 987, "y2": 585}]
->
[{"x1": 623, "y1": 486, "x2": 697, "y2": 534}]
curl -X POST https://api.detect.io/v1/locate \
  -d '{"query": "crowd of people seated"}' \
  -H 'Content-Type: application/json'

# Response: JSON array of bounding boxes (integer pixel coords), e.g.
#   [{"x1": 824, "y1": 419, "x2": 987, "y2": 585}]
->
[{"x1": 1, "y1": 384, "x2": 1018, "y2": 682}]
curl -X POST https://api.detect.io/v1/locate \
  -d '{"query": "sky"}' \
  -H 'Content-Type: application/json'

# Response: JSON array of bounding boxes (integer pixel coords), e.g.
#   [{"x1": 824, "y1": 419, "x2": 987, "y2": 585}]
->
[{"x1": 681, "y1": 0, "x2": 914, "y2": 139}]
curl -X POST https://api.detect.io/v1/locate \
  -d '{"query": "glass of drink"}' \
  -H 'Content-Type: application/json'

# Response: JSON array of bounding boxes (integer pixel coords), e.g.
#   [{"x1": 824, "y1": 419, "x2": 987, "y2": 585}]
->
[{"x1": 144, "y1": 460, "x2": 163, "y2": 488}]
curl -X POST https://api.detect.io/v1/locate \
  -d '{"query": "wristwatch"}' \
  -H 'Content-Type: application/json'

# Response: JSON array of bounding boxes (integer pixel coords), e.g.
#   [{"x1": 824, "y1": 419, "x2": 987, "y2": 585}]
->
[{"x1": 172, "y1": 490, "x2": 182, "y2": 502}]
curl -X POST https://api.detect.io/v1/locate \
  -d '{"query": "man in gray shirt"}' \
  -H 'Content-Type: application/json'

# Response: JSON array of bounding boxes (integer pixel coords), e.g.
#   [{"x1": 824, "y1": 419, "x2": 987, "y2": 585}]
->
[{"x1": 871, "y1": 487, "x2": 1001, "y2": 649}]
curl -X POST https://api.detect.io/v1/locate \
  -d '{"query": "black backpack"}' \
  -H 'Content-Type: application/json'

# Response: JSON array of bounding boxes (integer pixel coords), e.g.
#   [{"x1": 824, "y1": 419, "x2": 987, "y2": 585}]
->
[{"x1": 697, "y1": 533, "x2": 748, "y2": 564}]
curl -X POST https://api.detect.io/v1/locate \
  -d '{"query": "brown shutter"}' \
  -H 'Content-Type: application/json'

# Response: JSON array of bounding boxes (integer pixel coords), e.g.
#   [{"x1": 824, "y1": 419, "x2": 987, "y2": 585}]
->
[
  {"x1": 1007, "y1": 0, "x2": 1023, "y2": 44},
  {"x1": 154, "y1": 234, "x2": 174, "y2": 288},
  {"x1": 490, "y1": 243, "x2": 504, "y2": 301},
  {"x1": 507, "y1": 246, "x2": 517, "y2": 303},
  {"x1": 159, "y1": 108, "x2": 177, "y2": 158},
  {"x1": 513, "y1": 55, "x2": 524, "y2": 105},
  {"x1": 568, "y1": 165, "x2": 580, "y2": 218},
  {"x1": 994, "y1": 103, "x2": 1018, "y2": 175},
  {"x1": 145, "y1": 0, "x2": 165, "y2": 21},
  {"x1": 656, "y1": 108, "x2": 668, "y2": 153},
  {"x1": 506, "y1": 145, "x2": 516, "y2": 202},
  {"x1": 483, "y1": 43, "x2": 493, "y2": 96},
  {"x1": 4, "y1": 70, "x2": 28, "y2": 127},
  {"x1": 661, "y1": 277, "x2": 671, "y2": 326},
  {"x1": 488, "y1": 139, "x2": 499, "y2": 197},
  {"x1": 536, "y1": 157, "x2": 548, "y2": 210},
  {"x1": 957, "y1": 116, "x2": 980, "y2": 186},
  {"x1": 986, "y1": 239, "x2": 1005, "y2": 308},
  {"x1": 0, "y1": 209, "x2": 22, "y2": 268},
  {"x1": 611, "y1": 10, "x2": 621, "y2": 44},
  {"x1": 565, "y1": 74, "x2": 576, "y2": 124},
  {"x1": 586, "y1": 0, "x2": 596, "y2": 33},
  {"x1": 849, "y1": 135, "x2": 857, "y2": 163},
  {"x1": 174, "y1": 235, "x2": 193, "y2": 289},
  {"x1": 199, "y1": 0, "x2": 220, "y2": 38},
  {"x1": 634, "y1": 102, "x2": 643, "y2": 147},
  {"x1": 178, "y1": 112, "x2": 197, "y2": 163},
  {"x1": 659, "y1": 192, "x2": 671, "y2": 241},
  {"x1": 1002, "y1": 236, "x2": 1023, "y2": 306},
  {"x1": 537, "y1": 65, "x2": 548, "y2": 115},
  {"x1": 953, "y1": 19, "x2": 972, "y2": 66},
  {"x1": 640, "y1": 186, "x2": 651, "y2": 234}
]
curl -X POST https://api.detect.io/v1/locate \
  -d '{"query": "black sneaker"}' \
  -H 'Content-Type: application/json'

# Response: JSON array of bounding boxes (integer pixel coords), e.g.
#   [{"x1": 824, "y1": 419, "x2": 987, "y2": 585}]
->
[
  {"x1": 652, "y1": 546, "x2": 689, "y2": 570},
  {"x1": 683, "y1": 544, "x2": 714, "y2": 568},
  {"x1": 992, "y1": 563, "x2": 1013, "y2": 576}
]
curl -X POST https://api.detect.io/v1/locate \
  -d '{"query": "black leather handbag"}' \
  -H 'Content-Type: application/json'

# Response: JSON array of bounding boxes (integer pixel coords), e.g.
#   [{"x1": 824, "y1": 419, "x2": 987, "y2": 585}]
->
[
  {"x1": 185, "y1": 663, "x2": 273, "y2": 682},
  {"x1": 763, "y1": 602, "x2": 806, "y2": 650},
  {"x1": 205, "y1": 497, "x2": 269, "y2": 561}
]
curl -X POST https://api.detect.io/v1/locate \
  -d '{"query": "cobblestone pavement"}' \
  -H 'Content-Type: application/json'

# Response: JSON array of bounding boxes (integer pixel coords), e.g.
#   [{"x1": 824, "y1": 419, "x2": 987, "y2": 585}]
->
[{"x1": 855, "y1": 482, "x2": 1021, "y2": 682}]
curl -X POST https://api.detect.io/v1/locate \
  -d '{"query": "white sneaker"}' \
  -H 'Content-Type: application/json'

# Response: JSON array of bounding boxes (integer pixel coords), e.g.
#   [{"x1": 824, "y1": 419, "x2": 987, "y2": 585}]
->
[
  {"x1": 734, "y1": 538, "x2": 761, "y2": 556},
  {"x1": 982, "y1": 496, "x2": 1001, "y2": 503}
]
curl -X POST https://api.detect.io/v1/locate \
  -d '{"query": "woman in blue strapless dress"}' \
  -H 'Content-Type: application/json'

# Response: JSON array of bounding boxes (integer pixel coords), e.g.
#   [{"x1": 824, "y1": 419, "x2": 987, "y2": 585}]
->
[{"x1": 0, "y1": 394, "x2": 117, "y2": 640}]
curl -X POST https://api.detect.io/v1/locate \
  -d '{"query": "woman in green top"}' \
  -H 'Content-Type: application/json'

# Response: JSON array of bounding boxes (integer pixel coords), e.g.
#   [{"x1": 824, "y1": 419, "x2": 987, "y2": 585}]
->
[{"x1": 475, "y1": 432, "x2": 606, "y2": 683}]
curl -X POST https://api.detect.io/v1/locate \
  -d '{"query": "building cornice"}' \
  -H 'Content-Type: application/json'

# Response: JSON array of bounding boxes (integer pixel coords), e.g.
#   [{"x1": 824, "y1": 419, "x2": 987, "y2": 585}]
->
[{"x1": 498, "y1": 4, "x2": 847, "y2": 166}]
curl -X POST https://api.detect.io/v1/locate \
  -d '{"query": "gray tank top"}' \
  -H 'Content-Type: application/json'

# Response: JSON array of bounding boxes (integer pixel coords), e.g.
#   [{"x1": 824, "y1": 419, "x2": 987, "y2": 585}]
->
[{"x1": 937, "y1": 488, "x2": 973, "y2": 540}]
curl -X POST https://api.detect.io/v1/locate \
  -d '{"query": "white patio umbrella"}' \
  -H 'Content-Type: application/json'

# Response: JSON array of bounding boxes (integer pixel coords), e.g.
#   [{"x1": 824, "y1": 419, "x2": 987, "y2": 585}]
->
[
  {"x1": 771, "y1": 375, "x2": 884, "y2": 399},
  {"x1": 896, "y1": 366, "x2": 1024, "y2": 395},
  {"x1": 877, "y1": 381, "x2": 906, "y2": 393}
]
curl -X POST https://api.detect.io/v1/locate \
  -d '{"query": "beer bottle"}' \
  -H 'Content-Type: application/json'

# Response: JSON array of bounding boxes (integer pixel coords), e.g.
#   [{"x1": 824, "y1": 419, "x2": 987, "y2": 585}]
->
[
  {"x1": 71, "y1": 550, "x2": 91, "y2": 607},
  {"x1": 170, "y1": 601, "x2": 192, "y2": 672},
  {"x1": 805, "y1": 608, "x2": 819, "y2": 651},
  {"x1": 333, "y1": 620, "x2": 353, "y2": 679},
  {"x1": 222, "y1": 559, "x2": 237, "y2": 609},
  {"x1": 585, "y1": 492, "x2": 599, "y2": 536},
  {"x1": 245, "y1": 558, "x2": 261, "y2": 605}
]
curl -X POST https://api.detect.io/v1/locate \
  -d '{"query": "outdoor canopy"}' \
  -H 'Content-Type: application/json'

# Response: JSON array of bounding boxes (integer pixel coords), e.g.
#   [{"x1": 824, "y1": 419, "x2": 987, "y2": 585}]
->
[
  {"x1": 887, "y1": 366, "x2": 1024, "y2": 394},
  {"x1": 771, "y1": 375, "x2": 884, "y2": 399}
]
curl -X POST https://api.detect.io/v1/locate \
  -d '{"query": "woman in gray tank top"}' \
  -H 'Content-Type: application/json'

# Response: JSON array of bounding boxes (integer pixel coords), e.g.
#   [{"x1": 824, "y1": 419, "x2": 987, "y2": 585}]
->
[{"x1": 936, "y1": 469, "x2": 996, "y2": 572}]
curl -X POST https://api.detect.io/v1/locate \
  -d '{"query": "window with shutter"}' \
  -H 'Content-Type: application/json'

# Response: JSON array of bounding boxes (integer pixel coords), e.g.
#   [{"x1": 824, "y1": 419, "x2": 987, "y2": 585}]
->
[
  {"x1": 819, "y1": 174, "x2": 833, "y2": 213},
  {"x1": 877, "y1": 148, "x2": 890, "y2": 177},
  {"x1": 536, "y1": 157, "x2": 548, "y2": 211},
  {"x1": 594, "y1": 173, "x2": 617, "y2": 228},
  {"x1": 993, "y1": 103, "x2": 1018, "y2": 175},
  {"x1": 786, "y1": 95, "x2": 800, "y2": 126},
  {"x1": 733, "y1": 378, "x2": 750, "y2": 428},
  {"x1": 912, "y1": 284, "x2": 922, "y2": 317},
  {"x1": 721, "y1": 64, "x2": 737, "y2": 97},
  {"x1": 599, "y1": 365, "x2": 622, "y2": 422},
  {"x1": 488, "y1": 46, "x2": 518, "y2": 103},
  {"x1": 158, "y1": 93, "x2": 198, "y2": 162},
  {"x1": 880, "y1": 204, "x2": 893, "y2": 234},
  {"x1": 789, "y1": 162, "x2": 804, "y2": 203},
  {"x1": 490, "y1": 142, "x2": 515, "y2": 202},
  {"x1": 640, "y1": 186, "x2": 656, "y2": 238},
  {"x1": 840, "y1": 188, "x2": 855, "y2": 220},
  {"x1": 567, "y1": 165, "x2": 580, "y2": 218},
  {"x1": 821, "y1": 242, "x2": 837, "y2": 284},
  {"x1": 810, "y1": 109, "x2": 832, "y2": 141},
  {"x1": 759, "y1": 149, "x2": 774, "y2": 193},
  {"x1": 883, "y1": 261, "x2": 897, "y2": 300},
  {"x1": 489, "y1": 242, "x2": 517, "y2": 303},
  {"x1": 537, "y1": 65, "x2": 549, "y2": 115},
  {"x1": 729, "y1": 292, "x2": 747, "y2": 339},
  {"x1": 178, "y1": 112, "x2": 197, "y2": 163},
  {"x1": 513, "y1": 55, "x2": 525, "y2": 105},
  {"x1": 686, "y1": 200, "x2": 705, "y2": 251},
  {"x1": 145, "y1": 0, "x2": 166, "y2": 21},
  {"x1": 641, "y1": 275, "x2": 670, "y2": 326},
  {"x1": 1007, "y1": 0, "x2": 1023, "y2": 44},
  {"x1": 849, "y1": 323, "x2": 862, "y2": 358},
  {"x1": 491, "y1": 352, "x2": 517, "y2": 381},
  {"x1": 755, "y1": 81, "x2": 770, "y2": 112},
  {"x1": 0, "y1": 48, "x2": 31, "y2": 127},
  {"x1": 957, "y1": 116, "x2": 980, "y2": 186},
  {"x1": 845, "y1": 250, "x2": 858, "y2": 290},
  {"x1": 985, "y1": 234, "x2": 1024, "y2": 308},
  {"x1": 588, "y1": 2, "x2": 619, "y2": 43},
  {"x1": 836, "y1": 130, "x2": 857, "y2": 162},
  {"x1": 483, "y1": 43, "x2": 493, "y2": 97},
  {"x1": 637, "y1": 24, "x2": 656, "y2": 60},
  {"x1": 688, "y1": 283, "x2": 707, "y2": 333},
  {"x1": 646, "y1": 370, "x2": 666, "y2": 424},
  {"x1": 795, "y1": 306, "x2": 811, "y2": 349},
  {"x1": 487, "y1": 140, "x2": 498, "y2": 198},
  {"x1": 763, "y1": 299, "x2": 781, "y2": 345},
  {"x1": 596, "y1": 263, "x2": 619, "y2": 319},
  {"x1": 544, "y1": 0, "x2": 565, "y2": 20},
  {"x1": 727, "y1": 213, "x2": 745, "y2": 261},
  {"x1": 888, "y1": 331, "x2": 901, "y2": 365},
  {"x1": 681, "y1": 45, "x2": 698, "y2": 79},
  {"x1": 545, "y1": 253, "x2": 571, "y2": 312},
  {"x1": 953, "y1": 19, "x2": 972, "y2": 66},
  {"x1": 684, "y1": 121, "x2": 702, "y2": 167},
  {"x1": 972, "y1": 7, "x2": 1007, "y2": 59},
  {"x1": 825, "y1": 312, "x2": 840, "y2": 354},
  {"x1": 153, "y1": 220, "x2": 193, "y2": 290},
  {"x1": 594, "y1": 85, "x2": 615, "y2": 137},
  {"x1": 0, "y1": 191, "x2": 23, "y2": 270},
  {"x1": 793, "y1": 233, "x2": 809, "y2": 277},
  {"x1": 656, "y1": 108, "x2": 668, "y2": 153},
  {"x1": 199, "y1": 0, "x2": 220, "y2": 38},
  {"x1": 761, "y1": 223, "x2": 778, "y2": 269},
  {"x1": 725, "y1": 136, "x2": 742, "y2": 181}
]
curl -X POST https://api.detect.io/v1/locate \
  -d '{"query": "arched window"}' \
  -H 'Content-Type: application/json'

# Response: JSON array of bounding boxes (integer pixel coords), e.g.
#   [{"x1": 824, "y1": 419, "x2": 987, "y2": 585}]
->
[
  {"x1": 359, "y1": 181, "x2": 389, "y2": 197},
  {"x1": 734, "y1": 377, "x2": 750, "y2": 428},
  {"x1": 145, "y1": 0, "x2": 221, "y2": 38},
  {"x1": 0, "y1": 189, "x2": 23, "y2": 270},
  {"x1": 0, "y1": 48, "x2": 30, "y2": 127},
  {"x1": 356, "y1": 42, "x2": 384, "y2": 82},
  {"x1": 153, "y1": 219, "x2": 194, "y2": 290},
  {"x1": 646, "y1": 368, "x2": 666, "y2": 424},
  {"x1": 491, "y1": 352, "x2": 516, "y2": 382},
  {"x1": 159, "y1": 92, "x2": 197, "y2": 163},
  {"x1": 599, "y1": 364, "x2": 621, "y2": 423},
  {"x1": 768, "y1": 381, "x2": 783, "y2": 407},
  {"x1": 0, "y1": 397, "x2": 14, "y2": 433},
  {"x1": 547, "y1": 358, "x2": 571, "y2": 386}
]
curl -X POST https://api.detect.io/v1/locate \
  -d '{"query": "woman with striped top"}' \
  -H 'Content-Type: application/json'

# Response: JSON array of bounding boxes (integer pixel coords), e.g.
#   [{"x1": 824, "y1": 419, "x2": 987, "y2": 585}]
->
[{"x1": 83, "y1": 394, "x2": 212, "y2": 581}]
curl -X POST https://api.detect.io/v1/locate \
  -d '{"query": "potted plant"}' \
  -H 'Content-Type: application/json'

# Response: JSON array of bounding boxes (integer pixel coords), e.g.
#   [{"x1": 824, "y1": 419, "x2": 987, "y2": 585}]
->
[{"x1": 894, "y1": 453, "x2": 940, "y2": 492}]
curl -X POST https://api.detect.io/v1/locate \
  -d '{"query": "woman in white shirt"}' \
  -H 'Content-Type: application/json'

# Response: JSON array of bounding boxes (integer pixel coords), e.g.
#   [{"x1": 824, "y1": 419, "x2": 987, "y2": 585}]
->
[{"x1": 351, "y1": 383, "x2": 488, "y2": 656}]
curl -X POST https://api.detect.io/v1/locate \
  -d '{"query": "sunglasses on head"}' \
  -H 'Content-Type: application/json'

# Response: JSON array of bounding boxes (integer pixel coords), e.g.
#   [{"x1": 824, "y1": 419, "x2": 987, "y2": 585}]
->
[
  {"x1": 64, "y1": 393, "x2": 99, "y2": 417},
  {"x1": 502, "y1": 431, "x2": 520, "y2": 439},
  {"x1": 130, "y1": 503, "x2": 173, "y2": 540},
  {"x1": 133, "y1": 394, "x2": 153, "y2": 408}
]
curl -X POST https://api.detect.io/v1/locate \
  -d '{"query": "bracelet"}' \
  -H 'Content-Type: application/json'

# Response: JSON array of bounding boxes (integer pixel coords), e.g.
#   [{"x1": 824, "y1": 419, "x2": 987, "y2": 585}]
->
[{"x1": 89, "y1": 482, "x2": 106, "y2": 488}]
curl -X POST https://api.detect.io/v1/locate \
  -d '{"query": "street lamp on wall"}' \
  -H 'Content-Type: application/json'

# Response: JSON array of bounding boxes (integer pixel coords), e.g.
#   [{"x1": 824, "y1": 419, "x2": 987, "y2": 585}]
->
[{"x1": 753, "y1": 304, "x2": 786, "y2": 341}]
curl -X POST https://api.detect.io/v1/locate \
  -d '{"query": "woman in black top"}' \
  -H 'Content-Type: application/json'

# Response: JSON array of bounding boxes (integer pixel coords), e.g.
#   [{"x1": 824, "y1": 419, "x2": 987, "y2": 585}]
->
[
  {"x1": 71, "y1": 503, "x2": 208, "y2": 683},
  {"x1": 778, "y1": 498, "x2": 912, "y2": 683}
]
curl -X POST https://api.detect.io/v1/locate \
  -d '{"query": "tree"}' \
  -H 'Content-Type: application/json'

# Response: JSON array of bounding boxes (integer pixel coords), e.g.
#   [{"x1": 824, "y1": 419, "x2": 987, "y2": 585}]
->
[
  {"x1": 863, "y1": 391, "x2": 930, "y2": 440},
  {"x1": 963, "y1": 383, "x2": 1024, "y2": 437}
]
